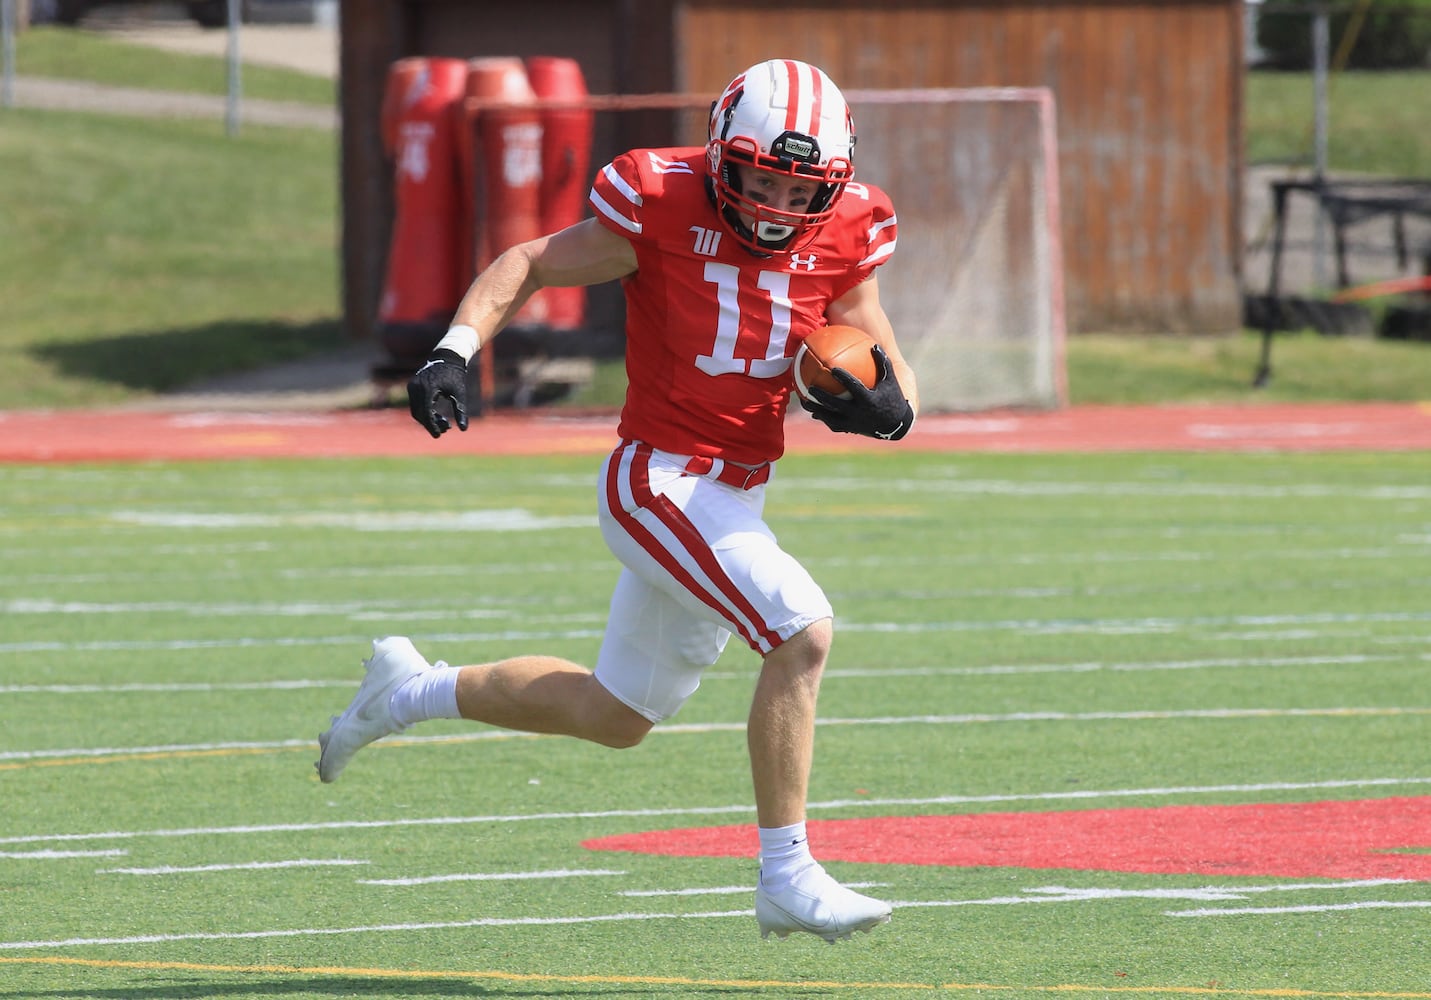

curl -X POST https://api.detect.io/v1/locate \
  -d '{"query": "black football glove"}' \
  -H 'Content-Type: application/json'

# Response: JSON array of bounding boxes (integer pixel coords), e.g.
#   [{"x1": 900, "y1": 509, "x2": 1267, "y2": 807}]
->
[
  {"x1": 407, "y1": 348, "x2": 470, "y2": 438},
  {"x1": 800, "y1": 343, "x2": 915, "y2": 441}
]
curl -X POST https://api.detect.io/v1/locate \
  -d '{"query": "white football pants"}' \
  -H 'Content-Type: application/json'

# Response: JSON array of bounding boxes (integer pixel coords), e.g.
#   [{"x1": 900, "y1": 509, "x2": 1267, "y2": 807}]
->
[{"x1": 593, "y1": 439, "x2": 833, "y2": 722}]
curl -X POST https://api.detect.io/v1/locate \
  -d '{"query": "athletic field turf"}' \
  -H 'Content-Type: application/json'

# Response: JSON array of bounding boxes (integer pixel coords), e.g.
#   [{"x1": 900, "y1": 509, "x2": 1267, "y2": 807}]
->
[{"x1": 1, "y1": 446, "x2": 1427, "y2": 998}]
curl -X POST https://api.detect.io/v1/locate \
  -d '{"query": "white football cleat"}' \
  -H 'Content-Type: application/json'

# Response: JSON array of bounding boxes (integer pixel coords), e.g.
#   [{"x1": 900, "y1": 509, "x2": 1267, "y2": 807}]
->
[
  {"x1": 755, "y1": 865, "x2": 892, "y2": 943},
  {"x1": 316, "y1": 637, "x2": 429, "y2": 783}
]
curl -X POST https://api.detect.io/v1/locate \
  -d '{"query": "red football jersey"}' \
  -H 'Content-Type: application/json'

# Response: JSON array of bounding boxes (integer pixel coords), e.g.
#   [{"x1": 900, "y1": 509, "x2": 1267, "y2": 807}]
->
[{"x1": 588, "y1": 147, "x2": 897, "y2": 465}]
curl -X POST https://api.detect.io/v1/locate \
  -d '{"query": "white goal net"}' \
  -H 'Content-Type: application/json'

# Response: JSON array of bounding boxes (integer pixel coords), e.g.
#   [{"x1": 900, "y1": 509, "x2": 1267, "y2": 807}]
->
[
  {"x1": 468, "y1": 86, "x2": 1066, "y2": 412},
  {"x1": 845, "y1": 88, "x2": 1066, "y2": 412}
]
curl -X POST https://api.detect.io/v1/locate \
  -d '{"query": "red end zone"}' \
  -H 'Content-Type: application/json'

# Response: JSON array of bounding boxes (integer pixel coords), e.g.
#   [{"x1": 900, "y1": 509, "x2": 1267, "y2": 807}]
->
[
  {"x1": 582, "y1": 797, "x2": 1431, "y2": 881},
  {"x1": 1, "y1": 402, "x2": 1428, "y2": 462}
]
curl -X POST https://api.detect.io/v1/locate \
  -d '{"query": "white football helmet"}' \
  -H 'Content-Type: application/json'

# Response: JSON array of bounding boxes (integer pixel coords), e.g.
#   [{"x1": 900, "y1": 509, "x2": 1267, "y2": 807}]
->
[{"x1": 707, "y1": 59, "x2": 856, "y2": 254}]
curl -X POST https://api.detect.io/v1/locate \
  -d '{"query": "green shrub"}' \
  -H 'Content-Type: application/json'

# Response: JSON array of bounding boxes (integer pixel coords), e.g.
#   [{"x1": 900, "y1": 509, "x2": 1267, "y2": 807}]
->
[{"x1": 1256, "y1": 0, "x2": 1431, "y2": 69}]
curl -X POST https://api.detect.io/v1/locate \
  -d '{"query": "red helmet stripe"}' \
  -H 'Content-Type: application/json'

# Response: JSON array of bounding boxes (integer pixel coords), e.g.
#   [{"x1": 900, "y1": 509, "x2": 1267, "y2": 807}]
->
[
  {"x1": 780, "y1": 59, "x2": 801, "y2": 132},
  {"x1": 802, "y1": 63, "x2": 824, "y2": 136}
]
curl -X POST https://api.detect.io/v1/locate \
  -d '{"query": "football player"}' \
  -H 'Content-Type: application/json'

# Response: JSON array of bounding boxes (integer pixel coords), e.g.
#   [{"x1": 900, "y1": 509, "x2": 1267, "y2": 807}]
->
[{"x1": 319, "y1": 58, "x2": 918, "y2": 943}]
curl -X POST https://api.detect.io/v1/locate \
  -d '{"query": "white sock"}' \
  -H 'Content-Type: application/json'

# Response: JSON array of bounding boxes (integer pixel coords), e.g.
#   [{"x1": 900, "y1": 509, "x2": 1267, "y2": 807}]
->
[
  {"x1": 758, "y1": 821, "x2": 815, "y2": 887},
  {"x1": 388, "y1": 663, "x2": 462, "y2": 727}
]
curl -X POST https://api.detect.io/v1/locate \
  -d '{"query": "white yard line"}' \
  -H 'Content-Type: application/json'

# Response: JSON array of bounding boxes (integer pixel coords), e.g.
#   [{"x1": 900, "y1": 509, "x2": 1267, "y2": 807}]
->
[
  {"x1": 891, "y1": 880, "x2": 1418, "y2": 908},
  {"x1": 358, "y1": 869, "x2": 625, "y2": 886},
  {"x1": 106, "y1": 510, "x2": 595, "y2": 532},
  {"x1": 796, "y1": 477, "x2": 1431, "y2": 501},
  {"x1": 620, "y1": 882, "x2": 885, "y2": 897},
  {"x1": 4, "y1": 579, "x2": 1425, "y2": 612},
  {"x1": 3, "y1": 610, "x2": 1430, "y2": 656},
  {"x1": 0, "y1": 849, "x2": 128, "y2": 860},
  {"x1": 3, "y1": 545, "x2": 1423, "y2": 591},
  {"x1": 0, "y1": 652, "x2": 1403, "y2": 695},
  {"x1": 0, "y1": 680, "x2": 356, "y2": 694},
  {"x1": 1167, "y1": 900, "x2": 1431, "y2": 917},
  {"x1": 3, "y1": 881, "x2": 1424, "y2": 950},
  {"x1": 0, "y1": 910, "x2": 758, "y2": 950},
  {"x1": 0, "y1": 560, "x2": 612, "y2": 586},
  {"x1": 3, "y1": 706, "x2": 1426, "y2": 765},
  {"x1": 98, "y1": 859, "x2": 370, "y2": 875},
  {"x1": 3, "y1": 776, "x2": 1428, "y2": 847}
]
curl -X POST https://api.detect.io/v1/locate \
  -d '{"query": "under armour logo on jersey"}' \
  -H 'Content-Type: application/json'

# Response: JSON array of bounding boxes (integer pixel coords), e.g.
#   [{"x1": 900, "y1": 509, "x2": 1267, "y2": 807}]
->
[
  {"x1": 690, "y1": 226, "x2": 722, "y2": 256},
  {"x1": 789, "y1": 253, "x2": 819, "y2": 271}
]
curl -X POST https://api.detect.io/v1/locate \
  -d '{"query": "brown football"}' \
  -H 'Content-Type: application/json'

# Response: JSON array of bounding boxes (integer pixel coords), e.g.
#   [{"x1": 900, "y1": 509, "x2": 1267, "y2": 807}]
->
[{"x1": 793, "y1": 324, "x2": 878, "y2": 404}]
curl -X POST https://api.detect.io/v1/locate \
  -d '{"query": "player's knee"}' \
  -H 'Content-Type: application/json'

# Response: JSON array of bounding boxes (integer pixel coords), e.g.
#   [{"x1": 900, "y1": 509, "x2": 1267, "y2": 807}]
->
[
  {"x1": 584, "y1": 690, "x2": 654, "y2": 749},
  {"x1": 783, "y1": 616, "x2": 833, "y2": 670},
  {"x1": 802, "y1": 616, "x2": 834, "y2": 664},
  {"x1": 761, "y1": 616, "x2": 833, "y2": 687},
  {"x1": 593, "y1": 709, "x2": 652, "y2": 749}
]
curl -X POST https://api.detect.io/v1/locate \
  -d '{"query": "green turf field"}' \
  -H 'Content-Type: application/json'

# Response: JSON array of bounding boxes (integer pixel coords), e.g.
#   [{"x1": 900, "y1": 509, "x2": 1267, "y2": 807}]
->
[{"x1": 1, "y1": 450, "x2": 1428, "y2": 999}]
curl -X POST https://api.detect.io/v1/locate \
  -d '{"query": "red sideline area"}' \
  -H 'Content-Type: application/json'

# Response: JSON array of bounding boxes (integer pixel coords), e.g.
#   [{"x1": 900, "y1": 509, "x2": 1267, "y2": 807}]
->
[{"x1": 1, "y1": 402, "x2": 1429, "y2": 462}]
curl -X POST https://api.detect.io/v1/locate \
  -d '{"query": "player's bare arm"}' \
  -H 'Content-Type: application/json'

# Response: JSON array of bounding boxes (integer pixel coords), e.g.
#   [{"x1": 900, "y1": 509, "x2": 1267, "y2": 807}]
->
[
  {"x1": 408, "y1": 220, "x2": 636, "y2": 438},
  {"x1": 451, "y1": 218, "x2": 638, "y2": 351}
]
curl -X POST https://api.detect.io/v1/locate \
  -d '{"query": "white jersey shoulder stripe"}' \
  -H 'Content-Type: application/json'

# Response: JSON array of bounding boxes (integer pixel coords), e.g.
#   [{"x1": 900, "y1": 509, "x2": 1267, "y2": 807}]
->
[
  {"x1": 859, "y1": 238, "x2": 896, "y2": 269},
  {"x1": 856, "y1": 211, "x2": 897, "y2": 267},
  {"x1": 590, "y1": 189, "x2": 641, "y2": 235},
  {"x1": 601, "y1": 162, "x2": 643, "y2": 205},
  {"x1": 867, "y1": 213, "x2": 897, "y2": 242},
  {"x1": 646, "y1": 151, "x2": 695, "y2": 175}
]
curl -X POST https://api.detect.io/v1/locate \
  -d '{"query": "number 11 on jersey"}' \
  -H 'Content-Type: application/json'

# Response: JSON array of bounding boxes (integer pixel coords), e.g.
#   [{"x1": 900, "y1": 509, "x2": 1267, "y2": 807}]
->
[{"x1": 695, "y1": 263, "x2": 795, "y2": 379}]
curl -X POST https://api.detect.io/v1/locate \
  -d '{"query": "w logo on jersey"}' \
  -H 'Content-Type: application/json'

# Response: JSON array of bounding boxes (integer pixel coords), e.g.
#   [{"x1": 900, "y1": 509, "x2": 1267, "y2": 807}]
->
[{"x1": 690, "y1": 227, "x2": 722, "y2": 257}]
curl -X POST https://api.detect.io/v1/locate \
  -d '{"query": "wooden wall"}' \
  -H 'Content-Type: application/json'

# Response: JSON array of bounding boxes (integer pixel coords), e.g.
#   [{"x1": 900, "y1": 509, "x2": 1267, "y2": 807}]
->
[
  {"x1": 340, "y1": 0, "x2": 1244, "y2": 342},
  {"x1": 673, "y1": 0, "x2": 1245, "y2": 333}
]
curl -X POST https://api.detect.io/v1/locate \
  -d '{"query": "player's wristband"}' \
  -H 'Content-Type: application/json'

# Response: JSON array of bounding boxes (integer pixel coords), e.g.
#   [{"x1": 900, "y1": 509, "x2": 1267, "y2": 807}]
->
[{"x1": 434, "y1": 324, "x2": 479, "y2": 363}]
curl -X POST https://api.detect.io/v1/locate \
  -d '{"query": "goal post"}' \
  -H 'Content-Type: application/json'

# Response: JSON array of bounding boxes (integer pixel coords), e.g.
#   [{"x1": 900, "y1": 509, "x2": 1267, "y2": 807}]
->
[{"x1": 465, "y1": 86, "x2": 1066, "y2": 412}]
